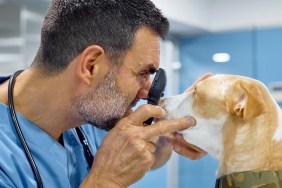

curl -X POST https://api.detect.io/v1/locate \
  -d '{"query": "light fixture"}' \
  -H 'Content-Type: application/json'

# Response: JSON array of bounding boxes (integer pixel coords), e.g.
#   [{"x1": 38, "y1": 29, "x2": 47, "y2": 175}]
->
[{"x1": 212, "y1": 53, "x2": 230, "y2": 63}]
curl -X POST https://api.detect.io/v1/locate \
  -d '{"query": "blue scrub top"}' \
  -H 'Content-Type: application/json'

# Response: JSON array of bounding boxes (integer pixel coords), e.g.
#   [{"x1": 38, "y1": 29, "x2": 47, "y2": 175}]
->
[{"x1": 0, "y1": 76, "x2": 108, "y2": 188}]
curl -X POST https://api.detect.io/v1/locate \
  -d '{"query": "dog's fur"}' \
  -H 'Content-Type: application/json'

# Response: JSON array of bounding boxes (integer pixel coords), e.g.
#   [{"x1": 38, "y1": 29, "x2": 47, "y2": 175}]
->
[{"x1": 159, "y1": 74, "x2": 282, "y2": 177}]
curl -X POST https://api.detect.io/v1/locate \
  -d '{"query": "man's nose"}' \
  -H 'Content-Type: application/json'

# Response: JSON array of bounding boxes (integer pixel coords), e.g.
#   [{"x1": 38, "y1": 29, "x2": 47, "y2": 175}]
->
[{"x1": 136, "y1": 80, "x2": 152, "y2": 100}]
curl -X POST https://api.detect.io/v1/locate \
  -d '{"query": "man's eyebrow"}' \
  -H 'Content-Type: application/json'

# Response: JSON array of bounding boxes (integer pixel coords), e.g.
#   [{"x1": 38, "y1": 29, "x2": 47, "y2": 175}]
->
[{"x1": 147, "y1": 64, "x2": 158, "y2": 74}]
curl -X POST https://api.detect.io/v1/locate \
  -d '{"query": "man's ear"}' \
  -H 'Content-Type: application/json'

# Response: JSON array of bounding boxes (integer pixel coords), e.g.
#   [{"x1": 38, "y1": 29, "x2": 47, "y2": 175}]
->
[
  {"x1": 76, "y1": 45, "x2": 107, "y2": 86},
  {"x1": 225, "y1": 80, "x2": 266, "y2": 121}
]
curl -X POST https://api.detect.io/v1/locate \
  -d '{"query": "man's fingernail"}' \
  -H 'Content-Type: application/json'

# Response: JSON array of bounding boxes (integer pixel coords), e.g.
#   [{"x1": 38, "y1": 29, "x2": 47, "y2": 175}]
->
[{"x1": 187, "y1": 118, "x2": 196, "y2": 126}]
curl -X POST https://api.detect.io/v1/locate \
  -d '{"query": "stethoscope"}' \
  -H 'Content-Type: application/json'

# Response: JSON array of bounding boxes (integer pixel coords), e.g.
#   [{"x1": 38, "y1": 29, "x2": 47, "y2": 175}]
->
[{"x1": 8, "y1": 70, "x2": 94, "y2": 188}]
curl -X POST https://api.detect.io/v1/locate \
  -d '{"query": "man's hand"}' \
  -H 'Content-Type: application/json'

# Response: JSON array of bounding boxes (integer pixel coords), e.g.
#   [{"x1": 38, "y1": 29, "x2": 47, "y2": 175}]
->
[
  {"x1": 81, "y1": 105, "x2": 196, "y2": 188},
  {"x1": 184, "y1": 72, "x2": 213, "y2": 93}
]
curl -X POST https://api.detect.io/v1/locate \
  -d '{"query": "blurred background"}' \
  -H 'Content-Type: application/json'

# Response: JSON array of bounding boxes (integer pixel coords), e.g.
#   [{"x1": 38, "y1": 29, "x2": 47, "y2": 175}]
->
[{"x1": 1, "y1": 0, "x2": 282, "y2": 187}]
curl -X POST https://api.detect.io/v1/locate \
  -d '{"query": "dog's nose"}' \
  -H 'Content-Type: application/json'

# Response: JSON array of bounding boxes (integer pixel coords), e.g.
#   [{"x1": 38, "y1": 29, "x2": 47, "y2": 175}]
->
[{"x1": 157, "y1": 99, "x2": 169, "y2": 119}]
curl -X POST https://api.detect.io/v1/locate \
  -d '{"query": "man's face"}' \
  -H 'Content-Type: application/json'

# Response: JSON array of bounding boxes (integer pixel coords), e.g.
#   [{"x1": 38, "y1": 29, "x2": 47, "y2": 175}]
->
[
  {"x1": 76, "y1": 69, "x2": 134, "y2": 131},
  {"x1": 76, "y1": 27, "x2": 160, "y2": 131}
]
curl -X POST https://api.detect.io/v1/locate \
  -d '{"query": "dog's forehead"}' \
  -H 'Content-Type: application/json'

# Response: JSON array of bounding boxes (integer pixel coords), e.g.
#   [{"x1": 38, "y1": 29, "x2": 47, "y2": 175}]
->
[{"x1": 198, "y1": 74, "x2": 233, "y2": 94}]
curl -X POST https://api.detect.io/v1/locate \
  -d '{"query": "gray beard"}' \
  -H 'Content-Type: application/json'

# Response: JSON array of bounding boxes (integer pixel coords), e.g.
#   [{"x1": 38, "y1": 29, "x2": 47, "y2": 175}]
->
[{"x1": 75, "y1": 70, "x2": 132, "y2": 131}]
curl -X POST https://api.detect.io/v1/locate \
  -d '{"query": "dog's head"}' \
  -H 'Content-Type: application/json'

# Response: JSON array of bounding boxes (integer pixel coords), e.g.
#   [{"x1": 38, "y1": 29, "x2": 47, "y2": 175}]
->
[{"x1": 159, "y1": 74, "x2": 274, "y2": 161}]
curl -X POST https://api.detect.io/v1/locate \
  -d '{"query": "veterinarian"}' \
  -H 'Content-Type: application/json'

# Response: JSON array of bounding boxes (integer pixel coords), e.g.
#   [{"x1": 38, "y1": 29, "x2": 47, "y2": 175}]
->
[{"x1": 0, "y1": 0, "x2": 208, "y2": 187}]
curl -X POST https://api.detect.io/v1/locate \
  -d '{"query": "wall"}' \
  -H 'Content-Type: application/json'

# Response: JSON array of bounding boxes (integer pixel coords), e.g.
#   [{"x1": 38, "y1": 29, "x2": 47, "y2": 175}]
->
[
  {"x1": 256, "y1": 28, "x2": 282, "y2": 86},
  {"x1": 130, "y1": 166, "x2": 168, "y2": 188},
  {"x1": 179, "y1": 29, "x2": 254, "y2": 92},
  {"x1": 0, "y1": 3, "x2": 42, "y2": 75},
  {"x1": 178, "y1": 27, "x2": 282, "y2": 188},
  {"x1": 151, "y1": 0, "x2": 282, "y2": 34}
]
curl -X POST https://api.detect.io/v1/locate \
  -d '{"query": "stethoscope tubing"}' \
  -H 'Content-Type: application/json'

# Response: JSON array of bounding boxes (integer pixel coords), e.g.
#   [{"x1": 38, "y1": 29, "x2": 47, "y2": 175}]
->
[
  {"x1": 7, "y1": 70, "x2": 94, "y2": 188},
  {"x1": 8, "y1": 70, "x2": 44, "y2": 188}
]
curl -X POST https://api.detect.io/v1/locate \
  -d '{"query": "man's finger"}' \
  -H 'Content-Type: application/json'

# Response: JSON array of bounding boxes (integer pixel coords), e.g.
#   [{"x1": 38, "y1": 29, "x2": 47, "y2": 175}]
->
[
  {"x1": 142, "y1": 117, "x2": 196, "y2": 140},
  {"x1": 126, "y1": 104, "x2": 166, "y2": 126},
  {"x1": 195, "y1": 72, "x2": 213, "y2": 82},
  {"x1": 184, "y1": 72, "x2": 213, "y2": 93}
]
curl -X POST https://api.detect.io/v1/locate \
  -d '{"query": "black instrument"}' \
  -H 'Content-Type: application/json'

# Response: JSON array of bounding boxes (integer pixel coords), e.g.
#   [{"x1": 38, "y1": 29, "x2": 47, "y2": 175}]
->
[{"x1": 144, "y1": 68, "x2": 167, "y2": 125}]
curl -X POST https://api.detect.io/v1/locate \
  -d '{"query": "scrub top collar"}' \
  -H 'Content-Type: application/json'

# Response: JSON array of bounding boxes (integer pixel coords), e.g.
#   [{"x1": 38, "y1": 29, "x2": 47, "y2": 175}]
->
[
  {"x1": 0, "y1": 102, "x2": 68, "y2": 166},
  {"x1": 0, "y1": 74, "x2": 68, "y2": 166}
]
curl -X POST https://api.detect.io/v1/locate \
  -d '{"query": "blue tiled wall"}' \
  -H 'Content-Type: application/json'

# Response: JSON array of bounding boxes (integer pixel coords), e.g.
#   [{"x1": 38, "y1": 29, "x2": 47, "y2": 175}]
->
[
  {"x1": 179, "y1": 156, "x2": 218, "y2": 188},
  {"x1": 179, "y1": 30, "x2": 254, "y2": 93},
  {"x1": 256, "y1": 28, "x2": 282, "y2": 86},
  {"x1": 130, "y1": 165, "x2": 168, "y2": 188}
]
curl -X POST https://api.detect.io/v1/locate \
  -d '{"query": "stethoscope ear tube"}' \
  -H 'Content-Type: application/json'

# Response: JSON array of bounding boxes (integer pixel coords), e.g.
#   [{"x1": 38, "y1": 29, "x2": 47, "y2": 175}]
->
[
  {"x1": 8, "y1": 70, "x2": 44, "y2": 188},
  {"x1": 75, "y1": 127, "x2": 94, "y2": 168}
]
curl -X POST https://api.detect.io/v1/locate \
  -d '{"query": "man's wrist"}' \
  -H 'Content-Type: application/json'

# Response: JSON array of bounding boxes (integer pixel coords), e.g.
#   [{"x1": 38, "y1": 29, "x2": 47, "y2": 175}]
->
[{"x1": 80, "y1": 172, "x2": 126, "y2": 188}]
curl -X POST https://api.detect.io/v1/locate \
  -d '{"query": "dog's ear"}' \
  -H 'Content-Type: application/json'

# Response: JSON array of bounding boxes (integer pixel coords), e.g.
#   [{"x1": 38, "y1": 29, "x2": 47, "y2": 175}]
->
[{"x1": 225, "y1": 80, "x2": 266, "y2": 121}]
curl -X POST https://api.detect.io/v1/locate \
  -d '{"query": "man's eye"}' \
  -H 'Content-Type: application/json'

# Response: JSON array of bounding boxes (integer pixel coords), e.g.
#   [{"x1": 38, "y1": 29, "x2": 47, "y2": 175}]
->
[{"x1": 140, "y1": 72, "x2": 150, "y2": 79}]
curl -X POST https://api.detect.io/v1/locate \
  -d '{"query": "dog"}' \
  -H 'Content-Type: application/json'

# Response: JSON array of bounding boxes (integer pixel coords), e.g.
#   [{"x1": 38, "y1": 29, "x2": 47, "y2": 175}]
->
[{"x1": 159, "y1": 74, "x2": 282, "y2": 184}]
